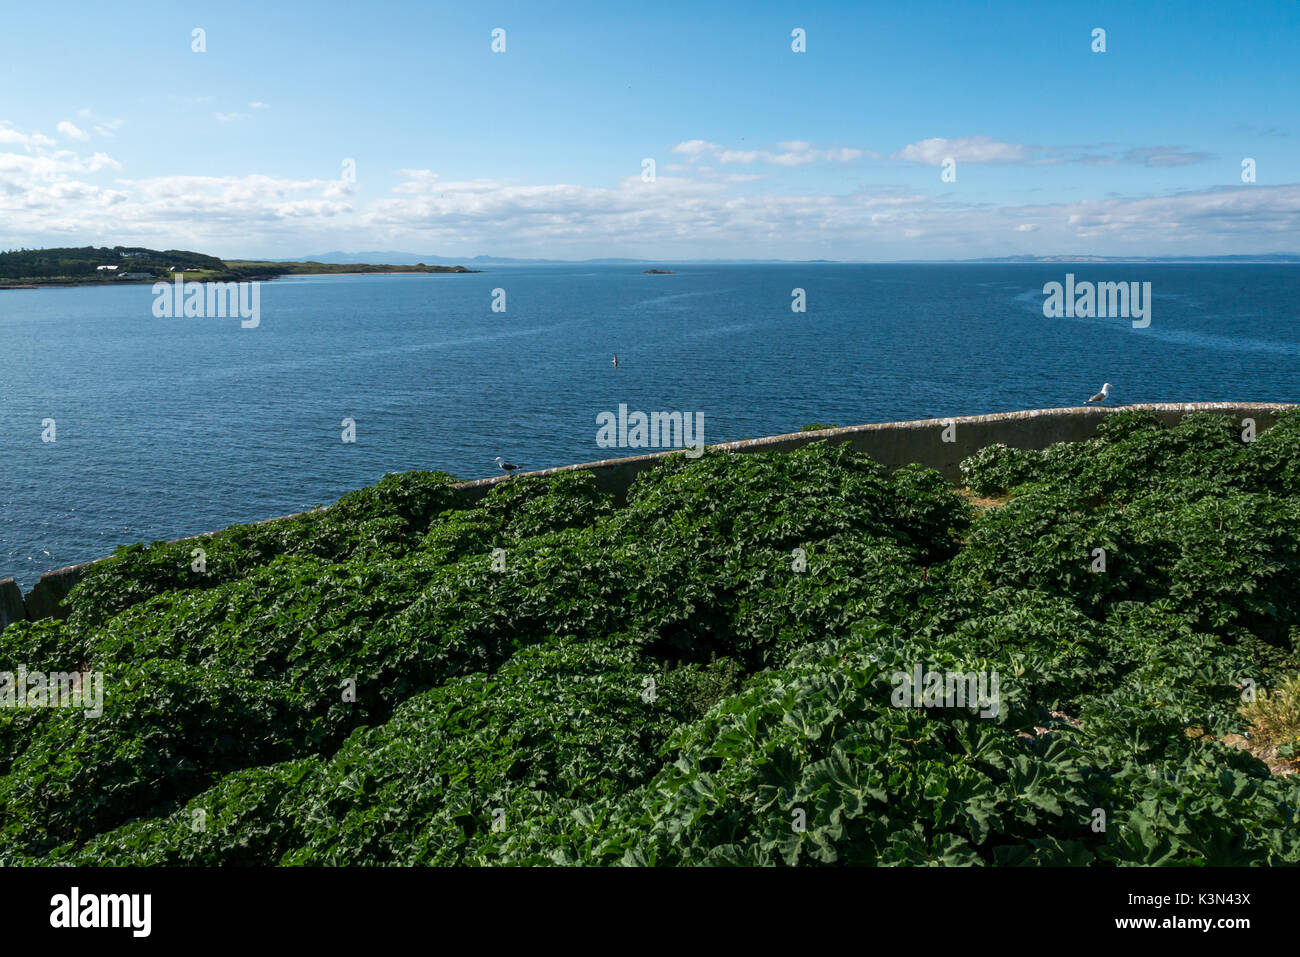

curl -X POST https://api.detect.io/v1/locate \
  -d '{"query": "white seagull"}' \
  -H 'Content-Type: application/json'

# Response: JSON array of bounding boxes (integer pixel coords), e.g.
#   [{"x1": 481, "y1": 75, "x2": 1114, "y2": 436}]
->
[
  {"x1": 1085, "y1": 382, "x2": 1113, "y2": 405},
  {"x1": 612, "y1": 353, "x2": 620, "y2": 369},
  {"x1": 494, "y1": 456, "x2": 519, "y2": 476}
]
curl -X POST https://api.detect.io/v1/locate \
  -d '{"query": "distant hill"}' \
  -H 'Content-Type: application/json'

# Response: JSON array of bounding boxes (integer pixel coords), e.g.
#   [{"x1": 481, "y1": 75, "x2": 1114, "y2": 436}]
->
[
  {"x1": 293, "y1": 251, "x2": 449, "y2": 265},
  {"x1": 960, "y1": 253, "x2": 1300, "y2": 264}
]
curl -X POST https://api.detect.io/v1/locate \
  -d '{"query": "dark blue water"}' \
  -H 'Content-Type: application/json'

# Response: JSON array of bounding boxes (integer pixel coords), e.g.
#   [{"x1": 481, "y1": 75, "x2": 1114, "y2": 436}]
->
[{"x1": 1, "y1": 263, "x2": 1297, "y2": 587}]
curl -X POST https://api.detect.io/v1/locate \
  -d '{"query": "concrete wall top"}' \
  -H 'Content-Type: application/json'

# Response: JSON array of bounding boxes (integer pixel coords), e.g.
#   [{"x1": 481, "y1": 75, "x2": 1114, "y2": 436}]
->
[
  {"x1": 449, "y1": 401, "x2": 1296, "y2": 501},
  {"x1": 12, "y1": 402, "x2": 1295, "y2": 622}
]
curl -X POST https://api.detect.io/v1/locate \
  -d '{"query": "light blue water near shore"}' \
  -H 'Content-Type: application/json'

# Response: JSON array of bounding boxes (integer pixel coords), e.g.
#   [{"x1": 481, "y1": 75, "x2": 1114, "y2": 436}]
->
[{"x1": 1, "y1": 263, "x2": 1297, "y2": 588}]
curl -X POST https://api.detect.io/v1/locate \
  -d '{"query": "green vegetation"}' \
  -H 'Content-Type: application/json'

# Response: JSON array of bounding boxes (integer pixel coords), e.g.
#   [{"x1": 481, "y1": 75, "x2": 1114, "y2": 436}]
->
[
  {"x1": 0, "y1": 246, "x2": 475, "y2": 286},
  {"x1": 2, "y1": 410, "x2": 1299, "y2": 865},
  {"x1": 0, "y1": 246, "x2": 222, "y2": 284}
]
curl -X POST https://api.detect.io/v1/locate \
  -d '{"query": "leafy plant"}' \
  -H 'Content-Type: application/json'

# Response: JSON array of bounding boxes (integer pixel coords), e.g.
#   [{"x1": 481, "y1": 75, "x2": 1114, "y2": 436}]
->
[{"x1": 5, "y1": 414, "x2": 1300, "y2": 866}]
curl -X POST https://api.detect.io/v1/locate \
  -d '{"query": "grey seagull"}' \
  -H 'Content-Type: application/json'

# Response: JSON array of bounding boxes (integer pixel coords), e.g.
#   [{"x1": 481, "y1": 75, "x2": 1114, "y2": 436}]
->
[{"x1": 1085, "y1": 382, "x2": 1113, "y2": 405}]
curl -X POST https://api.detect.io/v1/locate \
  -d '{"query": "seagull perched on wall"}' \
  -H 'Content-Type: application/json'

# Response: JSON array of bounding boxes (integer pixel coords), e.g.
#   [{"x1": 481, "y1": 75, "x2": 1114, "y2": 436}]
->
[
  {"x1": 494, "y1": 456, "x2": 519, "y2": 476},
  {"x1": 1085, "y1": 382, "x2": 1113, "y2": 405}
]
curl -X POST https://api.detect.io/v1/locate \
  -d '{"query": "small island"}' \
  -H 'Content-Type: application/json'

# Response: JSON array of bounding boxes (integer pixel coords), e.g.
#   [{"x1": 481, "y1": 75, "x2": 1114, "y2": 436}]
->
[
  {"x1": 0, "y1": 246, "x2": 479, "y2": 288},
  {"x1": 643, "y1": 269, "x2": 674, "y2": 274}
]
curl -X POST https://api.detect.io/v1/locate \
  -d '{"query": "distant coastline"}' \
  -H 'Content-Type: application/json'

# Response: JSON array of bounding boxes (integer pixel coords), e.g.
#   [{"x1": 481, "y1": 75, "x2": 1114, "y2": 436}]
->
[
  {"x1": 0, "y1": 246, "x2": 480, "y2": 289},
  {"x1": 0, "y1": 267, "x2": 479, "y2": 290},
  {"x1": 291, "y1": 250, "x2": 1300, "y2": 266}
]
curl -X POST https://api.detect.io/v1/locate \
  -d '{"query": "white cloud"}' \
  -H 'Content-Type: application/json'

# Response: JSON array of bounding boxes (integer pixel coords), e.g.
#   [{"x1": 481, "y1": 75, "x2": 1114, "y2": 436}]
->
[
  {"x1": 70, "y1": 110, "x2": 123, "y2": 138},
  {"x1": 718, "y1": 149, "x2": 762, "y2": 164},
  {"x1": 356, "y1": 177, "x2": 1300, "y2": 257},
  {"x1": 893, "y1": 136, "x2": 1027, "y2": 166},
  {"x1": 894, "y1": 136, "x2": 1213, "y2": 169},
  {"x1": 0, "y1": 121, "x2": 1294, "y2": 258},
  {"x1": 0, "y1": 124, "x2": 56, "y2": 149},
  {"x1": 0, "y1": 127, "x2": 348, "y2": 247},
  {"x1": 1088, "y1": 146, "x2": 1212, "y2": 168},
  {"x1": 673, "y1": 139, "x2": 868, "y2": 167},
  {"x1": 56, "y1": 121, "x2": 90, "y2": 142},
  {"x1": 672, "y1": 139, "x2": 718, "y2": 157},
  {"x1": 249, "y1": 101, "x2": 270, "y2": 110},
  {"x1": 214, "y1": 112, "x2": 248, "y2": 123},
  {"x1": 392, "y1": 169, "x2": 442, "y2": 194},
  {"x1": 770, "y1": 144, "x2": 863, "y2": 166}
]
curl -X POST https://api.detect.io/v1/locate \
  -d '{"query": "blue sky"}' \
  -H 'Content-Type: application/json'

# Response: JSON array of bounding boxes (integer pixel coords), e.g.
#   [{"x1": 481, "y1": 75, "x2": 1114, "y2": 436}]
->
[{"x1": 2, "y1": 0, "x2": 1298, "y2": 259}]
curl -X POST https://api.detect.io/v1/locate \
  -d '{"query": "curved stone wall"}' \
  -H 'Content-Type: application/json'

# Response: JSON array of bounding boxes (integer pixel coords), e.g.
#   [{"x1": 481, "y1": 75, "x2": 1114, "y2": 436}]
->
[
  {"x1": 2, "y1": 402, "x2": 1292, "y2": 627},
  {"x1": 451, "y1": 402, "x2": 1295, "y2": 504}
]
